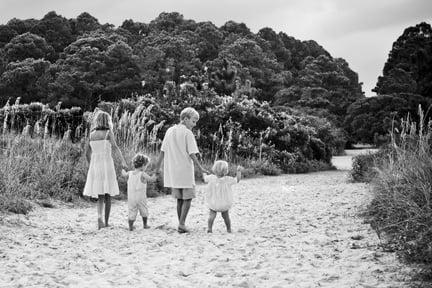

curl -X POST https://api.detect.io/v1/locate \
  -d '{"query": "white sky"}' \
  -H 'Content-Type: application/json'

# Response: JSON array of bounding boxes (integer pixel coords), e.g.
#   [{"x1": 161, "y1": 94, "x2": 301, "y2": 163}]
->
[{"x1": 1, "y1": 0, "x2": 431, "y2": 97}]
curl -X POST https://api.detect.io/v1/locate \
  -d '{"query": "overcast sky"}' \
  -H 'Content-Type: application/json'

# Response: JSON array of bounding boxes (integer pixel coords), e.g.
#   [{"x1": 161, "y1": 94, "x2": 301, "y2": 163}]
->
[{"x1": 1, "y1": 0, "x2": 431, "y2": 97}]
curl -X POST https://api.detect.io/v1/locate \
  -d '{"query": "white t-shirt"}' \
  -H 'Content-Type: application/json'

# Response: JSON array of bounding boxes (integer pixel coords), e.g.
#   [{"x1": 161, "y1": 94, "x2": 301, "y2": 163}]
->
[{"x1": 161, "y1": 124, "x2": 199, "y2": 188}]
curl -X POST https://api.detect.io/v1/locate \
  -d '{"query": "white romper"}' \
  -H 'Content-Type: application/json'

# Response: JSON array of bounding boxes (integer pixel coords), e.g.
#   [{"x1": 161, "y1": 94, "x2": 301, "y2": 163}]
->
[
  {"x1": 204, "y1": 175, "x2": 237, "y2": 212},
  {"x1": 127, "y1": 171, "x2": 148, "y2": 221}
]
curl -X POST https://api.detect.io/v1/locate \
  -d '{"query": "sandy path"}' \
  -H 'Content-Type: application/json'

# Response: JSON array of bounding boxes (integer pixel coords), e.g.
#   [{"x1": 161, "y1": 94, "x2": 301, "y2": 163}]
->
[{"x1": 0, "y1": 154, "x2": 412, "y2": 287}]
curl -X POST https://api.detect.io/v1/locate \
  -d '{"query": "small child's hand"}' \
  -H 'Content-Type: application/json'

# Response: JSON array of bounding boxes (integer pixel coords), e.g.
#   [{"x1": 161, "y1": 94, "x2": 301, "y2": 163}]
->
[{"x1": 237, "y1": 166, "x2": 244, "y2": 172}]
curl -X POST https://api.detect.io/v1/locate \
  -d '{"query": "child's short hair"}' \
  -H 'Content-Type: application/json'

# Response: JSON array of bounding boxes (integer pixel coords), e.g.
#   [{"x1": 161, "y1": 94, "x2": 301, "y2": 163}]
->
[
  {"x1": 180, "y1": 107, "x2": 199, "y2": 121},
  {"x1": 92, "y1": 110, "x2": 112, "y2": 131},
  {"x1": 212, "y1": 160, "x2": 229, "y2": 176},
  {"x1": 132, "y1": 153, "x2": 150, "y2": 169}
]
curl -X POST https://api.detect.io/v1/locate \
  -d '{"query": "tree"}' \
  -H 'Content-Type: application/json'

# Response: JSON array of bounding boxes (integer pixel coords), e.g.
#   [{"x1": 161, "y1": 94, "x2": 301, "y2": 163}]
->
[
  {"x1": 0, "y1": 25, "x2": 18, "y2": 48},
  {"x1": 4, "y1": 32, "x2": 55, "y2": 62},
  {"x1": 30, "y1": 11, "x2": 75, "y2": 55},
  {"x1": 0, "y1": 58, "x2": 51, "y2": 104},
  {"x1": 70, "y1": 12, "x2": 101, "y2": 36},
  {"x1": 344, "y1": 93, "x2": 432, "y2": 144},
  {"x1": 5, "y1": 18, "x2": 39, "y2": 35},
  {"x1": 48, "y1": 31, "x2": 141, "y2": 109},
  {"x1": 374, "y1": 22, "x2": 432, "y2": 98}
]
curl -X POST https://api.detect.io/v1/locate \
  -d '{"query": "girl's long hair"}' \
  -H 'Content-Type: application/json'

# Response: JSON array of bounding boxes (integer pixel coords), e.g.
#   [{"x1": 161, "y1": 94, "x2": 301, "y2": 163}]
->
[{"x1": 91, "y1": 110, "x2": 113, "y2": 132}]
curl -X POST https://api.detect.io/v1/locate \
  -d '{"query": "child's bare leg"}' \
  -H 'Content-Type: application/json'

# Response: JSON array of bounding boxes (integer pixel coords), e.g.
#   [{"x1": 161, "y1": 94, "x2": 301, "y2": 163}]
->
[
  {"x1": 128, "y1": 220, "x2": 135, "y2": 231},
  {"x1": 143, "y1": 217, "x2": 150, "y2": 229},
  {"x1": 221, "y1": 211, "x2": 231, "y2": 233},
  {"x1": 176, "y1": 199, "x2": 183, "y2": 221},
  {"x1": 207, "y1": 210, "x2": 217, "y2": 233},
  {"x1": 97, "y1": 195, "x2": 105, "y2": 229},
  {"x1": 178, "y1": 199, "x2": 191, "y2": 232},
  {"x1": 104, "y1": 194, "x2": 111, "y2": 227}
]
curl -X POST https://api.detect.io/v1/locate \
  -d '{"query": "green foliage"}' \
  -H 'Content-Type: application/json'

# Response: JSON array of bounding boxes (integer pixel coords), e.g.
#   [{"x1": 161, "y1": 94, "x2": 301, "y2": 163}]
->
[
  {"x1": 366, "y1": 111, "x2": 432, "y2": 273},
  {"x1": 4, "y1": 32, "x2": 55, "y2": 62},
  {"x1": 0, "y1": 11, "x2": 364, "y2": 136},
  {"x1": 374, "y1": 22, "x2": 432, "y2": 98},
  {"x1": 344, "y1": 93, "x2": 432, "y2": 145}
]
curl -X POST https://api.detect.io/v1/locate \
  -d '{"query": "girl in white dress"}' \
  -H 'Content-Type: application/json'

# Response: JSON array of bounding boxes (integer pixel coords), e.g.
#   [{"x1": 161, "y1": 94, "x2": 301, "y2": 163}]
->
[
  {"x1": 83, "y1": 111, "x2": 127, "y2": 229},
  {"x1": 121, "y1": 153, "x2": 156, "y2": 231},
  {"x1": 203, "y1": 160, "x2": 242, "y2": 233}
]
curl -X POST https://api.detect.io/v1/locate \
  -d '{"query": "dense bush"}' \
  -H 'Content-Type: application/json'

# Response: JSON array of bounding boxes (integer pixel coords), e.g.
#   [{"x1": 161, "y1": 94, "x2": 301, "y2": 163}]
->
[{"x1": 365, "y1": 113, "x2": 432, "y2": 275}]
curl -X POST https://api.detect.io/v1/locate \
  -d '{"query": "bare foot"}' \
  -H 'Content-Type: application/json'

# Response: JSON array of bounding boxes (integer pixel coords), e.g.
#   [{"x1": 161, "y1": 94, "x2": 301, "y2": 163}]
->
[
  {"x1": 227, "y1": 229, "x2": 232, "y2": 233},
  {"x1": 143, "y1": 225, "x2": 150, "y2": 229},
  {"x1": 207, "y1": 229, "x2": 212, "y2": 233},
  {"x1": 98, "y1": 219, "x2": 104, "y2": 230},
  {"x1": 178, "y1": 225, "x2": 190, "y2": 233}
]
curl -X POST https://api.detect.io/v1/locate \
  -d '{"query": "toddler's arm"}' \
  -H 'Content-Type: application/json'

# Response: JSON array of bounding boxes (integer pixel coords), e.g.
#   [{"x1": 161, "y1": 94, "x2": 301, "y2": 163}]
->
[
  {"x1": 141, "y1": 172, "x2": 157, "y2": 183},
  {"x1": 121, "y1": 169, "x2": 129, "y2": 178}
]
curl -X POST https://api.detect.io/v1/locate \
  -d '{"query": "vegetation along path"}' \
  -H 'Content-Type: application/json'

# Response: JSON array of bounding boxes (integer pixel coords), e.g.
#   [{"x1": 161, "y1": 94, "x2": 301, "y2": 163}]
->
[{"x1": 0, "y1": 153, "x2": 413, "y2": 287}]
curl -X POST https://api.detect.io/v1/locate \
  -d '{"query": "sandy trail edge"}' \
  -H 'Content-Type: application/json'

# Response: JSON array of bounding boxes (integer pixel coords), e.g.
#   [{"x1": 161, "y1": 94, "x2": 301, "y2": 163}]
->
[{"x1": 0, "y1": 154, "x2": 414, "y2": 288}]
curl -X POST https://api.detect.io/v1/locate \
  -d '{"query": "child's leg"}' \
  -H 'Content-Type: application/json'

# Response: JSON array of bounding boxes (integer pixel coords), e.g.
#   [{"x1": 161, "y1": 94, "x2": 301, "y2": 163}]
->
[
  {"x1": 142, "y1": 217, "x2": 149, "y2": 229},
  {"x1": 207, "y1": 210, "x2": 217, "y2": 233},
  {"x1": 97, "y1": 195, "x2": 105, "y2": 229},
  {"x1": 129, "y1": 203, "x2": 138, "y2": 231},
  {"x1": 176, "y1": 199, "x2": 183, "y2": 221},
  {"x1": 128, "y1": 220, "x2": 135, "y2": 231},
  {"x1": 221, "y1": 210, "x2": 231, "y2": 233},
  {"x1": 179, "y1": 199, "x2": 191, "y2": 229},
  {"x1": 104, "y1": 194, "x2": 111, "y2": 227}
]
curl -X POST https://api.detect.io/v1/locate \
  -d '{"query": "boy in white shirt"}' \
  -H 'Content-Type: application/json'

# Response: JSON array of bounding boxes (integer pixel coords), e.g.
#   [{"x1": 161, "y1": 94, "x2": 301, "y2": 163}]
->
[{"x1": 155, "y1": 107, "x2": 206, "y2": 233}]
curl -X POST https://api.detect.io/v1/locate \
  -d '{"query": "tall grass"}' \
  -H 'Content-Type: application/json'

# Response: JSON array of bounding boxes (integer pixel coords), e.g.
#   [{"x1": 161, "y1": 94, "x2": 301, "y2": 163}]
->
[
  {"x1": 367, "y1": 107, "x2": 432, "y2": 278},
  {"x1": 0, "y1": 133, "x2": 87, "y2": 214}
]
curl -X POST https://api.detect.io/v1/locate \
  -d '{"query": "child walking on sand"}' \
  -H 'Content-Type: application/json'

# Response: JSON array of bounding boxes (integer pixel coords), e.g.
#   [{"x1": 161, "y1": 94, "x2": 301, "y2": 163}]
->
[
  {"x1": 121, "y1": 153, "x2": 156, "y2": 231},
  {"x1": 154, "y1": 107, "x2": 207, "y2": 233},
  {"x1": 203, "y1": 160, "x2": 242, "y2": 233},
  {"x1": 83, "y1": 110, "x2": 127, "y2": 229}
]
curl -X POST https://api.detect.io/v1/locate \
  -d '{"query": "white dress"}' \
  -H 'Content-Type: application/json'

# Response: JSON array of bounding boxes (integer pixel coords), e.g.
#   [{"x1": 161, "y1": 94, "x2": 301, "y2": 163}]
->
[
  {"x1": 83, "y1": 139, "x2": 120, "y2": 198},
  {"x1": 204, "y1": 175, "x2": 237, "y2": 212}
]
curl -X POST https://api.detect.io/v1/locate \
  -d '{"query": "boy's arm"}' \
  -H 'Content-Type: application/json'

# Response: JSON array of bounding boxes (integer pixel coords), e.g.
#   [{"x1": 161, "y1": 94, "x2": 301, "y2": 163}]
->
[
  {"x1": 190, "y1": 153, "x2": 207, "y2": 174},
  {"x1": 141, "y1": 172, "x2": 156, "y2": 183}
]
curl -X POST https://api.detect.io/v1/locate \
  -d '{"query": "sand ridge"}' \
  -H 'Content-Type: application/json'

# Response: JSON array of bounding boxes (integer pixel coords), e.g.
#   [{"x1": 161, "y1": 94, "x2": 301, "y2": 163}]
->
[{"x1": 0, "y1": 169, "x2": 412, "y2": 287}]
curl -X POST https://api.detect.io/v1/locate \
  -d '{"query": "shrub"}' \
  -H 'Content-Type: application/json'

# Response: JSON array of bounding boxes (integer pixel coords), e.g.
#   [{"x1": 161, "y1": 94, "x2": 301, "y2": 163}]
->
[{"x1": 366, "y1": 109, "x2": 432, "y2": 277}]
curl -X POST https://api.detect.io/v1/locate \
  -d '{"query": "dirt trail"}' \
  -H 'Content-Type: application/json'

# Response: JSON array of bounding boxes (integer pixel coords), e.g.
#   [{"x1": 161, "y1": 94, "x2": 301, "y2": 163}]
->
[{"x1": 0, "y1": 152, "x2": 412, "y2": 287}]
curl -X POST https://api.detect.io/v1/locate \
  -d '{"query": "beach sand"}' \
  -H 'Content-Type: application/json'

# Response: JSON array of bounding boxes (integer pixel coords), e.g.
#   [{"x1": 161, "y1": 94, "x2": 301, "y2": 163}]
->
[{"x1": 0, "y1": 152, "x2": 413, "y2": 287}]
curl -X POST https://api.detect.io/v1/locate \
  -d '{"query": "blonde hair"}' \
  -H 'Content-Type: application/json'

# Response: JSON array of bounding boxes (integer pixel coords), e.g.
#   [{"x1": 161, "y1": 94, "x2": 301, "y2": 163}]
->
[
  {"x1": 212, "y1": 160, "x2": 229, "y2": 176},
  {"x1": 92, "y1": 110, "x2": 113, "y2": 131},
  {"x1": 180, "y1": 107, "x2": 199, "y2": 121},
  {"x1": 132, "y1": 153, "x2": 150, "y2": 169}
]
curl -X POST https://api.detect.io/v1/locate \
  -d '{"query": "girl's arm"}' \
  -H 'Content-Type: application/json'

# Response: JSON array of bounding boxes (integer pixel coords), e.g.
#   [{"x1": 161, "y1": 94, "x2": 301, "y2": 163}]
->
[
  {"x1": 236, "y1": 166, "x2": 243, "y2": 183},
  {"x1": 85, "y1": 141, "x2": 92, "y2": 163},
  {"x1": 154, "y1": 152, "x2": 164, "y2": 174},
  {"x1": 121, "y1": 169, "x2": 129, "y2": 178},
  {"x1": 108, "y1": 130, "x2": 127, "y2": 169},
  {"x1": 141, "y1": 172, "x2": 156, "y2": 183}
]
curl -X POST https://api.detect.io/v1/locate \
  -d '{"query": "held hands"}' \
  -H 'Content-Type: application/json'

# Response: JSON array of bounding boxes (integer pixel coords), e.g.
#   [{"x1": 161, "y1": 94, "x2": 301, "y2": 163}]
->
[{"x1": 236, "y1": 166, "x2": 244, "y2": 172}]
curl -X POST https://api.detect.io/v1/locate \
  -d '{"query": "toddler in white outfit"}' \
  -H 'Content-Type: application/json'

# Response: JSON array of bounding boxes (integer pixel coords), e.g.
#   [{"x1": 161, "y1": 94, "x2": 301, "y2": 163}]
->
[
  {"x1": 203, "y1": 160, "x2": 242, "y2": 233},
  {"x1": 121, "y1": 153, "x2": 156, "y2": 231}
]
